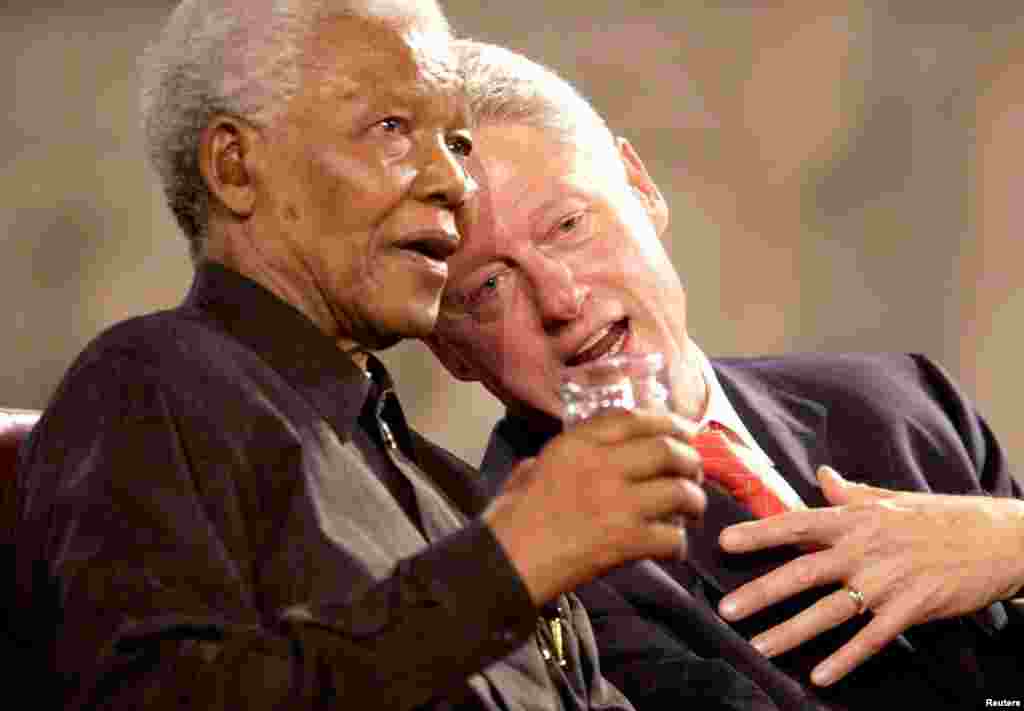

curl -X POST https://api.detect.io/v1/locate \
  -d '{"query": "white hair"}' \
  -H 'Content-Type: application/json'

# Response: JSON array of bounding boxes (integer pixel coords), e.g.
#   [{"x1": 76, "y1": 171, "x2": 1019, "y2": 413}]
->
[
  {"x1": 454, "y1": 40, "x2": 622, "y2": 176},
  {"x1": 139, "y1": 0, "x2": 449, "y2": 260}
]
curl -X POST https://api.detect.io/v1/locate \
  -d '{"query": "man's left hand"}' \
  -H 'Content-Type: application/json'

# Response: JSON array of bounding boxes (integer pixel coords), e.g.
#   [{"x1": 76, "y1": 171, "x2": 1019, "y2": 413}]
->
[{"x1": 716, "y1": 466, "x2": 1024, "y2": 687}]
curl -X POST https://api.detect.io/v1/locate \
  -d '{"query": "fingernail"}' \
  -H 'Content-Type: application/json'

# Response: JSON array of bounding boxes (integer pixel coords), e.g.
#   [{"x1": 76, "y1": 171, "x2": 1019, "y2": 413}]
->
[
  {"x1": 718, "y1": 597, "x2": 737, "y2": 619},
  {"x1": 750, "y1": 635, "x2": 772, "y2": 656},
  {"x1": 819, "y1": 465, "x2": 846, "y2": 484},
  {"x1": 718, "y1": 528, "x2": 739, "y2": 549},
  {"x1": 811, "y1": 661, "x2": 836, "y2": 686}
]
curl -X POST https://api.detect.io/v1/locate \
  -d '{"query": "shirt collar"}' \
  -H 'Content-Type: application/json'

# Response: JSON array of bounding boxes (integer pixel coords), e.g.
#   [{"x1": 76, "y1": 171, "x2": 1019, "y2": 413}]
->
[
  {"x1": 692, "y1": 344, "x2": 775, "y2": 466},
  {"x1": 182, "y1": 261, "x2": 375, "y2": 439}
]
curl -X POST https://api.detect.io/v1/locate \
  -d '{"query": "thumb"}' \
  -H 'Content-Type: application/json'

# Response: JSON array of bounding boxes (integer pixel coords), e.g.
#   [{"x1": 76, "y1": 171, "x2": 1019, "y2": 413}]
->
[{"x1": 817, "y1": 465, "x2": 892, "y2": 505}]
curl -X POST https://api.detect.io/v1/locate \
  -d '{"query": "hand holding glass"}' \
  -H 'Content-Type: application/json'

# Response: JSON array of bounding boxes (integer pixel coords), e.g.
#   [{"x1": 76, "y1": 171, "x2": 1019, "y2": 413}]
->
[{"x1": 559, "y1": 353, "x2": 692, "y2": 532}]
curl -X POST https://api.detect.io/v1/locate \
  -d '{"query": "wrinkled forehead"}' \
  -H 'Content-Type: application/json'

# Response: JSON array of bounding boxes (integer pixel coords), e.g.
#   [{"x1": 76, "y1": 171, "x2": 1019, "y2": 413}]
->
[
  {"x1": 456, "y1": 127, "x2": 573, "y2": 235},
  {"x1": 303, "y1": 14, "x2": 461, "y2": 105},
  {"x1": 459, "y1": 122, "x2": 620, "y2": 229}
]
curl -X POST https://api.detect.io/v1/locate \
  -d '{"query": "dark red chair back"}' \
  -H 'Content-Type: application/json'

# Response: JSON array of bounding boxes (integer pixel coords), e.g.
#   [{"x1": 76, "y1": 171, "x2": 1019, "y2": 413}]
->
[
  {"x1": 1, "y1": 409, "x2": 40, "y2": 545},
  {"x1": 1, "y1": 410, "x2": 42, "y2": 697}
]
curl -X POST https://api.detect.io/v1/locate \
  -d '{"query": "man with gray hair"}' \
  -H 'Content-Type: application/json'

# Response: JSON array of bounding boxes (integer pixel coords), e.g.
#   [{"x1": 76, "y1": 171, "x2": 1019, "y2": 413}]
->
[
  {"x1": 428, "y1": 40, "x2": 1024, "y2": 709},
  {"x1": 9, "y1": 3, "x2": 706, "y2": 709}
]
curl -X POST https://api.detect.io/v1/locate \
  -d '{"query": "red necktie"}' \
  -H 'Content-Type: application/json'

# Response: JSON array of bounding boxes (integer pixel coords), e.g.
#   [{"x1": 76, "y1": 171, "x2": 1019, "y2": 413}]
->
[{"x1": 693, "y1": 421, "x2": 790, "y2": 518}]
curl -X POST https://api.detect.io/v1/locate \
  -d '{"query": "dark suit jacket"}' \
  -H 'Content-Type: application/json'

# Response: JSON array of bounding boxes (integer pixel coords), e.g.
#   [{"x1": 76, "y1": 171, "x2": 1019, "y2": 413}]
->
[{"x1": 482, "y1": 352, "x2": 1024, "y2": 710}]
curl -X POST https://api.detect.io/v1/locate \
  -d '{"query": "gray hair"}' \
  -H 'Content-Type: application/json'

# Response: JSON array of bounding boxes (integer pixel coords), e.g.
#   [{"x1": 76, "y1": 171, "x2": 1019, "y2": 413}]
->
[
  {"x1": 139, "y1": 0, "x2": 449, "y2": 261},
  {"x1": 454, "y1": 40, "x2": 622, "y2": 175}
]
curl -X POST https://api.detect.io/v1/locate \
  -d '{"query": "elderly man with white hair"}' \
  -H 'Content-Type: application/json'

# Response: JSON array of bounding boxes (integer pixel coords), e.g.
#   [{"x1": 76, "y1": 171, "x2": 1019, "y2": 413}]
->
[{"x1": 9, "y1": 3, "x2": 708, "y2": 709}]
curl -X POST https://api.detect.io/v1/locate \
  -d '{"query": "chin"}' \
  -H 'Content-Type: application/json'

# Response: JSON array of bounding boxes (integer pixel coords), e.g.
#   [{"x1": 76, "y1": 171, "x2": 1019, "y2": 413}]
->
[
  {"x1": 358, "y1": 331, "x2": 404, "y2": 352},
  {"x1": 406, "y1": 302, "x2": 441, "y2": 339},
  {"x1": 359, "y1": 287, "x2": 441, "y2": 347},
  {"x1": 379, "y1": 312, "x2": 440, "y2": 349}
]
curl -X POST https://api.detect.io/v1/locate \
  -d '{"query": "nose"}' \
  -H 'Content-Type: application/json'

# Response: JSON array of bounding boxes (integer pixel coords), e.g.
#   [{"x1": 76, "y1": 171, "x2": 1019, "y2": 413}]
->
[
  {"x1": 530, "y1": 254, "x2": 588, "y2": 332},
  {"x1": 412, "y1": 135, "x2": 478, "y2": 209}
]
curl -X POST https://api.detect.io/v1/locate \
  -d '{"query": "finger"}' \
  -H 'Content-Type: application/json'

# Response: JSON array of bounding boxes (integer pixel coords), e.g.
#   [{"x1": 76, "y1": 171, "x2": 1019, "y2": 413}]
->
[
  {"x1": 630, "y1": 476, "x2": 707, "y2": 522},
  {"x1": 747, "y1": 586, "x2": 865, "y2": 659},
  {"x1": 622, "y1": 518, "x2": 688, "y2": 561},
  {"x1": 719, "y1": 550, "x2": 844, "y2": 621},
  {"x1": 597, "y1": 435, "x2": 702, "y2": 484},
  {"x1": 817, "y1": 465, "x2": 895, "y2": 506},
  {"x1": 649, "y1": 519, "x2": 689, "y2": 559},
  {"x1": 809, "y1": 605, "x2": 911, "y2": 686},
  {"x1": 571, "y1": 407, "x2": 698, "y2": 446},
  {"x1": 719, "y1": 507, "x2": 845, "y2": 554}
]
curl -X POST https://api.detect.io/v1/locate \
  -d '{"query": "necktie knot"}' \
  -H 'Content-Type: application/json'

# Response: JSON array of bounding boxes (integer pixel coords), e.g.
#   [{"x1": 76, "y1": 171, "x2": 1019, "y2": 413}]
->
[{"x1": 694, "y1": 421, "x2": 789, "y2": 518}]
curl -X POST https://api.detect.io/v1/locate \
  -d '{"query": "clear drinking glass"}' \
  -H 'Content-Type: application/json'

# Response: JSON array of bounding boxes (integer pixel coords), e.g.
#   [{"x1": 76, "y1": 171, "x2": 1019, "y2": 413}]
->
[
  {"x1": 559, "y1": 352, "x2": 671, "y2": 426},
  {"x1": 559, "y1": 352, "x2": 689, "y2": 533}
]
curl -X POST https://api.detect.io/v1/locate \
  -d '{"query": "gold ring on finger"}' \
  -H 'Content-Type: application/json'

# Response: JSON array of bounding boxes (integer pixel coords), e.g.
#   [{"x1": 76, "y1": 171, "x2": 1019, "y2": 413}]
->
[{"x1": 844, "y1": 585, "x2": 868, "y2": 615}]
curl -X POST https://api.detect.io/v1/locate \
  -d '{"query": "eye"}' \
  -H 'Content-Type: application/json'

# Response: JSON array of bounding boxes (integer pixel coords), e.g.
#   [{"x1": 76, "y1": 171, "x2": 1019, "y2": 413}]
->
[
  {"x1": 471, "y1": 274, "x2": 500, "y2": 301},
  {"x1": 465, "y1": 270, "x2": 507, "y2": 308},
  {"x1": 558, "y1": 215, "x2": 581, "y2": 233},
  {"x1": 554, "y1": 212, "x2": 586, "y2": 236},
  {"x1": 446, "y1": 132, "x2": 473, "y2": 158},
  {"x1": 373, "y1": 116, "x2": 411, "y2": 135}
]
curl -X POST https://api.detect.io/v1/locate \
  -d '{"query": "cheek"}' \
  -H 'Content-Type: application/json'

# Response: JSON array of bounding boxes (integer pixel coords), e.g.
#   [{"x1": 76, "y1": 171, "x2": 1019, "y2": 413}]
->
[
  {"x1": 312, "y1": 149, "x2": 405, "y2": 217},
  {"x1": 282, "y1": 204, "x2": 301, "y2": 223},
  {"x1": 488, "y1": 338, "x2": 537, "y2": 378},
  {"x1": 316, "y1": 154, "x2": 365, "y2": 209},
  {"x1": 393, "y1": 163, "x2": 416, "y2": 187},
  {"x1": 451, "y1": 318, "x2": 545, "y2": 381},
  {"x1": 317, "y1": 147, "x2": 376, "y2": 184},
  {"x1": 590, "y1": 225, "x2": 677, "y2": 294},
  {"x1": 488, "y1": 328, "x2": 560, "y2": 403}
]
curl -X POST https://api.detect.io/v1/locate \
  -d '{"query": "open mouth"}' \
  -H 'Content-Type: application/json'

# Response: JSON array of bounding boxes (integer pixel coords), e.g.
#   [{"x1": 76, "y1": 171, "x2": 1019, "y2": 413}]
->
[
  {"x1": 396, "y1": 231, "x2": 459, "y2": 263},
  {"x1": 566, "y1": 318, "x2": 629, "y2": 367}
]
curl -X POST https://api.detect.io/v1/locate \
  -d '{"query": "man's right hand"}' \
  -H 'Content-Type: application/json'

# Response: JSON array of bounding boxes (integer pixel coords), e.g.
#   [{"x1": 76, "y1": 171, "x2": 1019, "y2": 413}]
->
[{"x1": 483, "y1": 408, "x2": 705, "y2": 605}]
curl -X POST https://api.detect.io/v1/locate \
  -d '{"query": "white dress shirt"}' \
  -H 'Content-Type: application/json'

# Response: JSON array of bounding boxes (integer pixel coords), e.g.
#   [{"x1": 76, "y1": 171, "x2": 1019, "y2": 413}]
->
[{"x1": 692, "y1": 346, "x2": 807, "y2": 512}]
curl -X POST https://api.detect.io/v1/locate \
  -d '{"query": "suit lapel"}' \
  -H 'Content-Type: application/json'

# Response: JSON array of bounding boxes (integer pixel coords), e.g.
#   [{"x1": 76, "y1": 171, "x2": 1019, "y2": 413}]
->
[
  {"x1": 688, "y1": 363, "x2": 831, "y2": 595},
  {"x1": 610, "y1": 561, "x2": 823, "y2": 709}
]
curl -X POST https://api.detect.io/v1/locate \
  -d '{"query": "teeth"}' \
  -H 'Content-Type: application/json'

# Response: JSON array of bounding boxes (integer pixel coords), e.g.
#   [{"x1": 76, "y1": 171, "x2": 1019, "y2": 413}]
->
[
  {"x1": 606, "y1": 329, "x2": 627, "y2": 357},
  {"x1": 575, "y1": 324, "x2": 613, "y2": 357}
]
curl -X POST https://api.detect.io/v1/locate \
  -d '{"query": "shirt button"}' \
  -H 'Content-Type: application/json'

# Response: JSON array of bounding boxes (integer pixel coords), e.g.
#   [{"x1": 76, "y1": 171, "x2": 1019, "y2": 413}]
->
[{"x1": 379, "y1": 419, "x2": 398, "y2": 449}]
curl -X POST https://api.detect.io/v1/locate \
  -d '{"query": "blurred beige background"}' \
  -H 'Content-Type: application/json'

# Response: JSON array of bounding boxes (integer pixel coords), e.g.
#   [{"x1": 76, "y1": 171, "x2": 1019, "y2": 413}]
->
[{"x1": 2, "y1": 1, "x2": 1022, "y2": 472}]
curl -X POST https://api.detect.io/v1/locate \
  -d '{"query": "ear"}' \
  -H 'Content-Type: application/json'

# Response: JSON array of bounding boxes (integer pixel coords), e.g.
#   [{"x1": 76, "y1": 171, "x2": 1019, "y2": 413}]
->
[
  {"x1": 199, "y1": 115, "x2": 258, "y2": 219},
  {"x1": 617, "y1": 136, "x2": 669, "y2": 239},
  {"x1": 423, "y1": 331, "x2": 481, "y2": 382}
]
